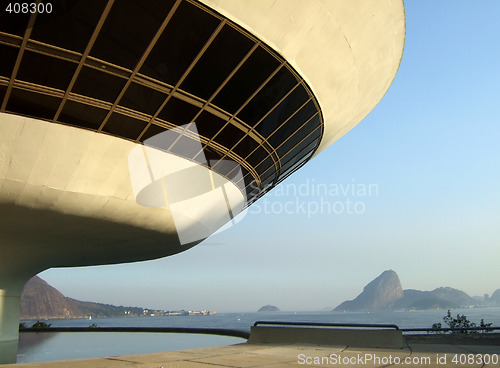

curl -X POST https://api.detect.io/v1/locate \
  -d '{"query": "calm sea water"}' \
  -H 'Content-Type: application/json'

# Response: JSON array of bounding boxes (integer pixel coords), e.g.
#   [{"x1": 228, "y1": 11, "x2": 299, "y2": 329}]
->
[{"x1": 18, "y1": 308, "x2": 500, "y2": 363}]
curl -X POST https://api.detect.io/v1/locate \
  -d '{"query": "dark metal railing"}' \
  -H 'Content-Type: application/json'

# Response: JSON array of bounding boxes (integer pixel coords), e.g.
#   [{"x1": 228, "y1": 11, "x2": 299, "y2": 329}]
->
[
  {"x1": 19, "y1": 327, "x2": 250, "y2": 339},
  {"x1": 253, "y1": 321, "x2": 500, "y2": 334},
  {"x1": 253, "y1": 321, "x2": 400, "y2": 330},
  {"x1": 402, "y1": 326, "x2": 500, "y2": 333}
]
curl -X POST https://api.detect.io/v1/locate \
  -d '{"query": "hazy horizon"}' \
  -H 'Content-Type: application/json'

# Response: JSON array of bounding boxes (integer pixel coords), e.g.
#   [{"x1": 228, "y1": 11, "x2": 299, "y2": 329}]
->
[{"x1": 37, "y1": 265, "x2": 500, "y2": 313}]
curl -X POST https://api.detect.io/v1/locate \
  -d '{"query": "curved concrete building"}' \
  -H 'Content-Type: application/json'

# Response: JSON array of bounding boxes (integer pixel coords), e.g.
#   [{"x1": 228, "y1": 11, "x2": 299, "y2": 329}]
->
[{"x1": 0, "y1": 0, "x2": 405, "y2": 362}]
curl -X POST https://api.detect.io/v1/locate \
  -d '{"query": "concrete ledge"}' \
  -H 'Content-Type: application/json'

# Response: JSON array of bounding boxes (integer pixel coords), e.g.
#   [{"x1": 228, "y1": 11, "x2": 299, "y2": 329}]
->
[{"x1": 248, "y1": 326, "x2": 405, "y2": 349}]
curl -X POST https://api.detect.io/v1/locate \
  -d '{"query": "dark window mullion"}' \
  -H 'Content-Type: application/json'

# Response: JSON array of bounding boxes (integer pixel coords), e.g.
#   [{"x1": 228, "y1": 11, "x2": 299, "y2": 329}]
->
[
  {"x1": 1, "y1": 9, "x2": 38, "y2": 111},
  {"x1": 251, "y1": 81, "x2": 302, "y2": 131},
  {"x1": 52, "y1": 0, "x2": 115, "y2": 123},
  {"x1": 139, "y1": 18, "x2": 226, "y2": 148},
  {"x1": 232, "y1": 97, "x2": 314, "y2": 177},
  {"x1": 262, "y1": 95, "x2": 313, "y2": 143},
  {"x1": 187, "y1": 42, "x2": 260, "y2": 162},
  {"x1": 208, "y1": 62, "x2": 286, "y2": 171},
  {"x1": 244, "y1": 111, "x2": 320, "y2": 179},
  {"x1": 97, "y1": 0, "x2": 183, "y2": 133}
]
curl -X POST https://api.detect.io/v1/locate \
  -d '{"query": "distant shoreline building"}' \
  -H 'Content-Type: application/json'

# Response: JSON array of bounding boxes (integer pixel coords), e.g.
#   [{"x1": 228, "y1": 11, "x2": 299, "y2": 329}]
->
[
  {"x1": 145, "y1": 309, "x2": 216, "y2": 317},
  {"x1": 0, "y1": 0, "x2": 405, "y2": 362}
]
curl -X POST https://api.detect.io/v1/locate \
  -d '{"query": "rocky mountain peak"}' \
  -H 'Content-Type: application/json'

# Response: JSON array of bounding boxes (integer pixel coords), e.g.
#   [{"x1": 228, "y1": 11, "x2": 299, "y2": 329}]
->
[{"x1": 334, "y1": 270, "x2": 403, "y2": 311}]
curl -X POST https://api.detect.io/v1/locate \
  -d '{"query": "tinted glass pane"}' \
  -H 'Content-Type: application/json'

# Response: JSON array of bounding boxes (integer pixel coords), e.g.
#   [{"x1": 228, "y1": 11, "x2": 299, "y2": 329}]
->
[
  {"x1": 280, "y1": 132, "x2": 320, "y2": 164},
  {"x1": 193, "y1": 111, "x2": 226, "y2": 140},
  {"x1": 211, "y1": 158, "x2": 243, "y2": 181},
  {"x1": 6, "y1": 89, "x2": 60, "y2": 119},
  {"x1": 140, "y1": 1, "x2": 220, "y2": 86},
  {"x1": 255, "y1": 156, "x2": 275, "y2": 176},
  {"x1": 255, "y1": 158, "x2": 276, "y2": 182},
  {"x1": 202, "y1": 147, "x2": 224, "y2": 164},
  {"x1": 267, "y1": 101, "x2": 317, "y2": 147},
  {"x1": 246, "y1": 146, "x2": 270, "y2": 168},
  {"x1": 232, "y1": 135, "x2": 259, "y2": 159},
  {"x1": 244, "y1": 174, "x2": 261, "y2": 193},
  {"x1": 91, "y1": 0, "x2": 176, "y2": 69},
  {"x1": 170, "y1": 135, "x2": 203, "y2": 160},
  {"x1": 259, "y1": 158, "x2": 274, "y2": 177},
  {"x1": 0, "y1": 45, "x2": 19, "y2": 79},
  {"x1": 0, "y1": 10, "x2": 30, "y2": 36},
  {"x1": 72, "y1": 66, "x2": 126, "y2": 103},
  {"x1": 277, "y1": 145, "x2": 316, "y2": 184},
  {"x1": 237, "y1": 67, "x2": 297, "y2": 126},
  {"x1": 261, "y1": 173, "x2": 275, "y2": 187},
  {"x1": 120, "y1": 83, "x2": 167, "y2": 115},
  {"x1": 102, "y1": 113, "x2": 148, "y2": 140},
  {"x1": 17, "y1": 51, "x2": 77, "y2": 90},
  {"x1": 212, "y1": 123, "x2": 245, "y2": 150},
  {"x1": 212, "y1": 46, "x2": 279, "y2": 114},
  {"x1": 31, "y1": 1, "x2": 106, "y2": 53},
  {"x1": 244, "y1": 176, "x2": 260, "y2": 198},
  {"x1": 279, "y1": 148, "x2": 314, "y2": 177},
  {"x1": 0, "y1": 85, "x2": 7, "y2": 103},
  {"x1": 276, "y1": 115, "x2": 321, "y2": 157},
  {"x1": 181, "y1": 25, "x2": 254, "y2": 100},
  {"x1": 157, "y1": 97, "x2": 200, "y2": 126},
  {"x1": 142, "y1": 126, "x2": 180, "y2": 151},
  {"x1": 254, "y1": 85, "x2": 309, "y2": 136},
  {"x1": 58, "y1": 100, "x2": 108, "y2": 130},
  {"x1": 232, "y1": 167, "x2": 249, "y2": 193},
  {"x1": 139, "y1": 124, "x2": 167, "y2": 142}
]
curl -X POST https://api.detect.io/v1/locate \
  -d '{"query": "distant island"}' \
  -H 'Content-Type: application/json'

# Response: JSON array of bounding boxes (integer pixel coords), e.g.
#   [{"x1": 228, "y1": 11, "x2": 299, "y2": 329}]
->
[
  {"x1": 258, "y1": 305, "x2": 280, "y2": 312},
  {"x1": 20, "y1": 276, "x2": 215, "y2": 319},
  {"x1": 334, "y1": 270, "x2": 500, "y2": 312}
]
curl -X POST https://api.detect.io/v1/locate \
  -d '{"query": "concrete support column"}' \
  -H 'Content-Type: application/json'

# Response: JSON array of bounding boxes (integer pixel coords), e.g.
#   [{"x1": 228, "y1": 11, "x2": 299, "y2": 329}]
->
[{"x1": 0, "y1": 280, "x2": 24, "y2": 364}]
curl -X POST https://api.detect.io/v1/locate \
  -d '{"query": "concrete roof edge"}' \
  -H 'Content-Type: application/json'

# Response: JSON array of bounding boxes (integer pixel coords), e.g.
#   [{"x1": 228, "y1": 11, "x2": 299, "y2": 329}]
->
[{"x1": 198, "y1": 0, "x2": 406, "y2": 157}]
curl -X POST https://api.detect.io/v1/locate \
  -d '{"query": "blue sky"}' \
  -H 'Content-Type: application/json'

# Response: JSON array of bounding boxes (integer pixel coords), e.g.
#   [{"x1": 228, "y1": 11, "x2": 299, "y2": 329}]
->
[{"x1": 41, "y1": 1, "x2": 500, "y2": 312}]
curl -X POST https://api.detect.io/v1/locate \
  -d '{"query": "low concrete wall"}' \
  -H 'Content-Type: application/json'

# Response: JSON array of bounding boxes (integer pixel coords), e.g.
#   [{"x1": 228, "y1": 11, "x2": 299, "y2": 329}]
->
[{"x1": 248, "y1": 326, "x2": 405, "y2": 349}]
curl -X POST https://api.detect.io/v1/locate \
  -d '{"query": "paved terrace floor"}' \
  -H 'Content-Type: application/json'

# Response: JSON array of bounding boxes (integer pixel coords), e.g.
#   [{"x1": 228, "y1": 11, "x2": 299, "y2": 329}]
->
[{"x1": 2, "y1": 340, "x2": 500, "y2": 368}]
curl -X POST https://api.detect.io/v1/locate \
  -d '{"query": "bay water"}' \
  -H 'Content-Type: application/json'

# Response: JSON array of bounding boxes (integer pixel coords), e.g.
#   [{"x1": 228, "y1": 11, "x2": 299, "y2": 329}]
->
[{"x1": 18, "y1": 308, "x2": 500, "y2": 363}]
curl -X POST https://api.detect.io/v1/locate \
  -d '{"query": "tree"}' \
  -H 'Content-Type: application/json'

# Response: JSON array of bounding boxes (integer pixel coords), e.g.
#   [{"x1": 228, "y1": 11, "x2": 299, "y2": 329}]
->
[
  {"x1": 31, "y1": 321, "x2": 52, "y2": 328},
  {"x1": 430, "y1": 310, "x2": 492, "y2": 334}
]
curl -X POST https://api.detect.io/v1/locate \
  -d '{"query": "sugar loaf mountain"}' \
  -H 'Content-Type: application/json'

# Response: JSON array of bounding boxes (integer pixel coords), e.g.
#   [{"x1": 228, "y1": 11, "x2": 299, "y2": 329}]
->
[{"x1": 334, "y1": 270, "x2": 499, "y2": 312}]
